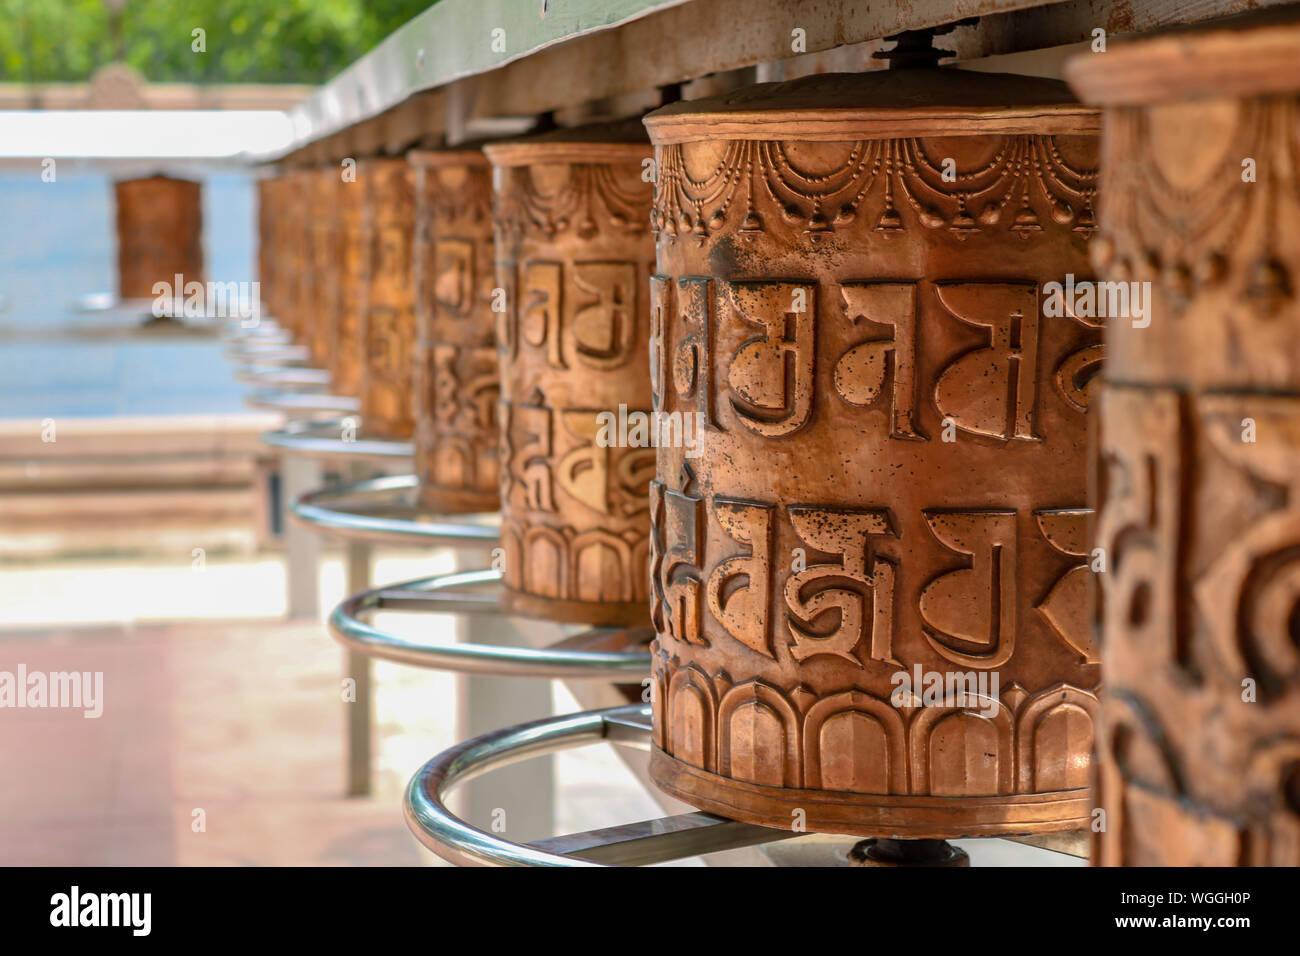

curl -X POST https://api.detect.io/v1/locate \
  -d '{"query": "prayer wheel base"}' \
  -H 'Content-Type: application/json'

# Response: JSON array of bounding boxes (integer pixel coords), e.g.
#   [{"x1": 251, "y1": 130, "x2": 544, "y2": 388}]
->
[
  {"x1": 416, "y1": 486, "x2": 498, "y2": 515},
  {"x1": 848, "y1": 838, "x2": 969, "y2": 867},
  {"x1": 649, "y1": 747, "x2": 1090, "y2": 840},
  {"x1": 360, "y1": 419, "x2": 414, "y2": 442},
  {"x1": 499, "y1": 588, "x2": 651, "y2": 628}
]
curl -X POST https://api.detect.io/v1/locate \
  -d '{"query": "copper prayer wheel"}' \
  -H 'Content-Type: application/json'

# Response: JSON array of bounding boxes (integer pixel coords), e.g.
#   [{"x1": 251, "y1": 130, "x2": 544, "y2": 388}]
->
[
  {"x1": 260, "y1": 174, "x2": 290, "y2": 326},
  {"x1": 1067, "y1": 13, "x2": 1300, "y2": 866},
  {"x1": 256, "y1": 176, "x2": 277, "y2": 320},
  {"x1": 334, "y1": 166, "x2": 368, "y2": 397},
  {"x1": 358, "y1": 156, "x2": 417, "y2": 438},
  {"x1": 291, "y1": 167, "x2": 318, "y2": 347},
  {"x1": 486, "y1": 121, "x2": 656, "y2": 626},
  {"x1": 642, "y1": 70, "x2": 1104, "y2": 837},
  {"x1": 278, "y1": 169, "x2": 309, "y2": 341},
  {"x1": 305, "y1": 167, "x2": 342, "y2": 371},
  {"x1": 114, "y1": 174, "x2": 203, "y2": 302},
  {"x1": 409, "y1": 148, "x2": 500, "y2": 513}
]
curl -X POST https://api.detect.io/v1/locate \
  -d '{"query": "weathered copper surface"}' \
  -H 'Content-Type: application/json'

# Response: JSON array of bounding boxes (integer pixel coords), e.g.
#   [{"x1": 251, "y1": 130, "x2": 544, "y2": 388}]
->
[
  {"x1": 1068, "y1": 14, "x2": 1300, "y2": 866},
  {"x1": 283, "y1": 169, "x2": 311, "y2": 342},
  {"x1": 261, "y1": 174, "x2": 293, "y2": 330},
  {"x1": 114, "y1": 174, "x2": 203, "y2": 302},
  {"x1": 486, "y1": 122, "x2": 656, "y2": 626},
  {"x1": 305, "y1": 167, "x2": 343, "y2": 371},
  {"x1": 410, "y1": 149, "x2": 500, "y2": 513},
  {"x1": 358, "y1": 157, "x2": 417, "y2": 438},
  {"x1": 643, "y1": 71, "x2": 1103, "y2": 837},
  {"x1": 334, "y1": 167, "x2": 368, "y2": 398}
]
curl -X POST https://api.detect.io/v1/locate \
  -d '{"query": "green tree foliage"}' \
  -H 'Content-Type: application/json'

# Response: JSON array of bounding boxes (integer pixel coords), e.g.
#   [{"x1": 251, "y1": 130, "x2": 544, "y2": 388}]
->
[{"x1": 0, "y1": 0, "x2": 438, "y2": 84}]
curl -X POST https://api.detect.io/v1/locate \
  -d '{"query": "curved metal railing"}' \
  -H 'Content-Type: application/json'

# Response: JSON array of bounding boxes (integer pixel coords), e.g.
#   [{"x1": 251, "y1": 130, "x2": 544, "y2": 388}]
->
[
  {"x1": 236, "y1": 365, "x2": 332, "y2": 389},
  {"x1": 329, "y1": 568, "x2": 653, "y2": 679},
  {"x1": 291, "y1": 474, "x2": 500, "y2": 545},
  {"x1": 404, "y1": 703, "x2": 793, "y2": 866},
  {"x1": 228, "y1": 343, "x2": 311, "y2": 365},
  {"x1": 260, "y1": 415, "x2": 411, "y2": 460},
  {"x1": 247, "y1": 391, "x2": 361, "y2": 416}
]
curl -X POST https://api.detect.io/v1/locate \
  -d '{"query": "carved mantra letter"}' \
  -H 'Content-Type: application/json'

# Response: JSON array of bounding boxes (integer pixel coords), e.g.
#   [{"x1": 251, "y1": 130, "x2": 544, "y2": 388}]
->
[
  {"x1": 1195, "y1": 396, "x2": 1300, "y2": 697},
  {"x1": 556, "y1": 410, "x2": 613, "y2": 515},
  {"x1": 1035, "y1": 508, "x2": 1099, "y2": 663},
  {"x1": 785, "y1": 506, "x2": 899, "y2": 666},
  {"x1": 571, "y1": 262, "x2": 639, "y2": 369},
  {"x1": 430, "y1": 345, "x2": 460, "y2": 424},
  {"x1": 496, "y1": 258, "x2": 518, "y2": 360},
  {"x1": 707, "y1": 498, "x2": 775, "y2": 658},
  {"x1": 513, "y1": 395, "x2": 554, "y2": 513},
  {"x1": 933, "y1": 283, "x2": 1041, "y2": 441},
  {"x1": 675, "y1": 277, "x2": 719, "y2": 429},
  {"x1": 433, "y1": 238, "x2": 476, "y2": 316},
  {"x1": 649, "y1": 275, "x2": 669, "y2": 412},
  {"x1": 836, "y1": 283, "x2": 924, "y2": 440},
  {"x1": 724, "y1": 281, "x2": 815, "y2": 437},
  {"x1": 556, "y1": 409, "x2": 653, "y2": 518},
  {"x1": 651, "y1": 473, "x2": 708, "y2": 647},
  {"x1": 376, "y1": 223, "x2": 411, "y2": 292},
  {"x1": 521, "y1": 261, "x2": 565, "y2": 369},
  {"x1": 920, "y1": 510, "x2": 1018, "y2": 668},
  {"x1": 367, "y1": 307, "x2": 401, "y2": 376},
  {"x1": 1095, "y1": 387, "x2": 1183, "y2": 669}
]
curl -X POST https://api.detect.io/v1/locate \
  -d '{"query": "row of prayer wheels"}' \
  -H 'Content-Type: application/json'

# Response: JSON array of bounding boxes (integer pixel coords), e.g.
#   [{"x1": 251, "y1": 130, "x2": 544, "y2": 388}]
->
[{"x1": 258, "y1": 14, "x2": 1300, "y2": 865}]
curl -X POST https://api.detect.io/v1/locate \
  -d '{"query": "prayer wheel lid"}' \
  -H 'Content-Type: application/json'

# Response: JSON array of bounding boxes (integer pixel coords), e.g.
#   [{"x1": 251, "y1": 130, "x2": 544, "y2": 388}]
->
[
  {"x1": 359, "y1": 154, "x2": 410, "y2": 167},
  {"x1": 483, "y1": 117, "x2": 651, "y2": 167},
  {"x1": 115, "y1": 172, "x2": 197, "y2": 186},
  {"x1": 1066, "y1": 8, "x2": 1300, "y2": 106},
  {"x1": 643, "y1": 69, "x2": 1098, "y2": 144}
]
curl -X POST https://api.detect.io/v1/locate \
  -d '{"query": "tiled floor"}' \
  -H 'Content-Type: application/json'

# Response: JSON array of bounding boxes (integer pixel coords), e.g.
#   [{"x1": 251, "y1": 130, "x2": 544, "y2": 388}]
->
[
  {"x1": 0, "y1": 551, "x2": 664, "y2": 866},
  {"x1": 0, "y1": 618, "x2": 422, "y2": 865}
]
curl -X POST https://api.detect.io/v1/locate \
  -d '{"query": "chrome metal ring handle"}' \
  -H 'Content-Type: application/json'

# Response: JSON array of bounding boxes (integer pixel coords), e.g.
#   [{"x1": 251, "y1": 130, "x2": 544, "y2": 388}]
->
[
  {"x1": 247, "y1": 391, "x2": 361, "y2": 416},
  {"x1": 226, "y1": 334, "x2": 298, "y2": 348},
  {"x1": 292, "y1": 474, "x2": 500, "y2": 545},
  {"x1": 329, "y1": 568, "x2": 652, "y2": 678},
  {"x1": 260, "y1": 415, "x2": 412, "y2": 460},
  {"x1": 406, "y1": 705, "x2": 651, "y2": 866},
  {"x1": 229, "y1": 337, "x2": 294, "y2": 352},
  {"x1": 405, "y1": 704, "x2": 793, "y2": 867},
  {"x1": 228, "y1": 344, "x2": 310, "y2": 365},
  {"x1": 219, "y1": 316, "x2": 284, "y2": 334},
  {"x1": 236, "y1": 365, "x2": 331, "y2": 389},
  {"x1": 222, "y1": 330, "x2": 290, "y2": 347}
]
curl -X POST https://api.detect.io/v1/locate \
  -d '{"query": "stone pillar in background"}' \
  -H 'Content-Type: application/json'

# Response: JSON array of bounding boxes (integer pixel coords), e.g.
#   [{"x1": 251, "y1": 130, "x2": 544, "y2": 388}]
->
[
  {"x1": 643, "y1": 70, "x2": 1103, "y2": 837},
  {"x1": 410, "y1": 148, "x2": 500, "y2": 513},
  {"x1": 358, "y1": 157, "x2": 417, "y2": 438},
  {"x1": 486, "y1": 121, "x2": 656, "y2": 626},
  {"x1": 1068, "y1": 13, "x2": 1300, "y2": 867},
  {"x1": 114, "y1": 174, "x2": 203, "y2": 303}
]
